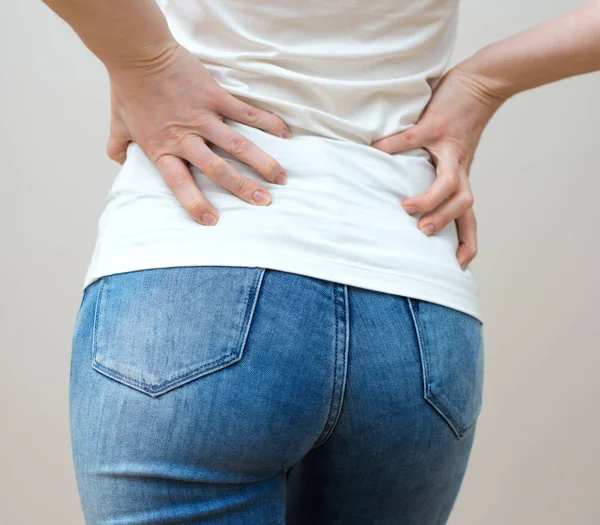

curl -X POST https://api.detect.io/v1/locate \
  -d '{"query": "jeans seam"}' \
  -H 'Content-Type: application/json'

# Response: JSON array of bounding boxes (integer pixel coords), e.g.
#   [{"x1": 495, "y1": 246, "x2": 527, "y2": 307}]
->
[{"x1": 312, "y1": 283, "x2": 349, "y2": 449}]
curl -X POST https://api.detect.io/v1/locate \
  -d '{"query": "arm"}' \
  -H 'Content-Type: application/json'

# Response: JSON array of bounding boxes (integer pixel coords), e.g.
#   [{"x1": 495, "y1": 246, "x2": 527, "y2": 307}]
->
[
  {"x1": 41, "y1": 0, "x2": 177, "y2": 70},
  {"x1": 371, "y1": 0, "x2": 600, "y2": 270},
  {"x1": 457, "y1": 0, "x2": 600, "y2": 100},
  {"x1": 41, "y1": 0, "x2": 291, "y2": 226}
]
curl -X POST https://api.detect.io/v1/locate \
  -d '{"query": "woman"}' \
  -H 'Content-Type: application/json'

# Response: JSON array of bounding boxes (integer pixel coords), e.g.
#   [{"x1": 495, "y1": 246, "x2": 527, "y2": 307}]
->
[{"x1": 43, "y1": 0, "x2": 600, "y2": 523}]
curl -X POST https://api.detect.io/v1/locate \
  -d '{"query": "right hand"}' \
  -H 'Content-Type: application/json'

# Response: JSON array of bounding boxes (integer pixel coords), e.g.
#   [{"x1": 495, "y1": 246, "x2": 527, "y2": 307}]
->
[
  {"x1": 106, "y1": 42, "x2": 291, "y2": 226},
  {"x1": 371, "y1": 64, "x2": 506, "y2": 270}
]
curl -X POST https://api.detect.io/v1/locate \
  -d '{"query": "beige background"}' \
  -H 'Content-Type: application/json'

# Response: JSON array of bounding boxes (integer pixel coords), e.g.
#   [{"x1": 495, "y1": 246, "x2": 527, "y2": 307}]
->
[{"x1": 1, "y1": 0, "x2": 599, "y2": 523}]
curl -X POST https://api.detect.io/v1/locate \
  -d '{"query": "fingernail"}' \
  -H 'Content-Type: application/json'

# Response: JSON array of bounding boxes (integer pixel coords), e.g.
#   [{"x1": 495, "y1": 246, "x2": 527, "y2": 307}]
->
[
  {"x1": 404, "y1": 205, "x2": 418, "y2": 214},
  {"x1": 275, "y1": 172, "x2": 287, "y2": 185},
  {"x1": 253, "y1": 190, "x2": 271, "y2": 205},
  {"x1": 281, "y1": 129, "x2": 291, "y2": 139},
  {"x1": 201, "y1": 213, "x2": 217, "y2": 226},
  {"x1": 420, "y1": 224, "x2": 435, "y2": 236}
]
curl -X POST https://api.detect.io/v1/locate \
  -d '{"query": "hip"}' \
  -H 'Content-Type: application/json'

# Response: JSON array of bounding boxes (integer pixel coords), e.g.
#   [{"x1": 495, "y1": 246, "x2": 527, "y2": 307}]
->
[{"x1": 70, "y1": 265, "x2": 484, "y2": 522}]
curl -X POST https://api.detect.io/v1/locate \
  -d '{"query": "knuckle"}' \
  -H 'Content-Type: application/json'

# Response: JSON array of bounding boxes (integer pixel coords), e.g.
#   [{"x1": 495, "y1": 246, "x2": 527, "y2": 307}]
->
[
  {"x1": 162, "y1": 169, "x2": 187, "y2": 190},
  {"x1": 168, "y1": 127, "x2": 192, "y2": 147},
  {"x1": 465, "y1": 244, "x2": 478, "y2": 259},
  {"x1": 402, "y1": 129, "x2": 419, "y2": 144},
  {"x1": 228, "y1": 135, "x2": 248, "y2": 156},
  {"x1": 146, "y1": 142, "x2": 170, "y2": 165},
  {"x1": 205, "y1": 87, "x2": 227, "y2": 109},
  {"x1": 206, "y1": 157, "x2": 227, "y2": 178},
  {"x1": 195, "y1": 114, "x2": 214, "y2": 132},
  {"x1": 264, "y1": 158, "x2": 280, "y2": 177},
  {"x1": 462, "y1": 191, "x2": 475, "y2": 209},
  {"x1": 445, "y1": 170, "x2": 460, "y2": 189},
  {"x1": 233, "y1": 176, "x2": 253, "y2": 196},
  {"x1": 245, "y1": 105, "x2": 260, "y2": 123}
]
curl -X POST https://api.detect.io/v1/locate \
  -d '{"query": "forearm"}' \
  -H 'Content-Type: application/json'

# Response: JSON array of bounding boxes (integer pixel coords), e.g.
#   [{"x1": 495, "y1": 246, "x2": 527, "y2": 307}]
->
[
  {"x1": 457, "y1": 0, "x2": 600, "y2": 99},
  {"x1": 41, "y1": 0, "x2": 177, "y2": 70}
]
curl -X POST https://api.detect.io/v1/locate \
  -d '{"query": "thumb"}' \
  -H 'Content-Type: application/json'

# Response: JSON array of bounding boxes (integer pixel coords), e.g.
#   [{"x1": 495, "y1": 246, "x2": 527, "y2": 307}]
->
[
  {"x1": 106, "y1": 116, "x2": 131, "y2": 165},
  {"x1": 370, "y1": 123, "x2": 429, "y2": 154}
]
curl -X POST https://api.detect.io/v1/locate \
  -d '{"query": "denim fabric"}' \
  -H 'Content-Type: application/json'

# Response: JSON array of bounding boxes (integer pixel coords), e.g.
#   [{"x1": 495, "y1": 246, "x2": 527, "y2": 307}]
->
[{"x1": 70, "y1": 266, "x2": 485, "y2": 525}]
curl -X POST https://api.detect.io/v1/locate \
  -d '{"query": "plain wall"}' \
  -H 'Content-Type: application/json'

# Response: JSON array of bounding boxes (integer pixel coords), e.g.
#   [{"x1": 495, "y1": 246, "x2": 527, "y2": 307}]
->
[{"x1": 1, "y1": 0, "x2": 598, "y2": 523}]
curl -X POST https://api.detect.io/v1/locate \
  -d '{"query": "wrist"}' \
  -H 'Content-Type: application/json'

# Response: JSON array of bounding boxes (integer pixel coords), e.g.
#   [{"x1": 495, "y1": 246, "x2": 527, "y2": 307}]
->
[
  {"x1": 103, "y1": 38, "x2": 182, "y2": 77},
  {"x1": 454, "y1": 45, "x2": 520, "y2": 103}
]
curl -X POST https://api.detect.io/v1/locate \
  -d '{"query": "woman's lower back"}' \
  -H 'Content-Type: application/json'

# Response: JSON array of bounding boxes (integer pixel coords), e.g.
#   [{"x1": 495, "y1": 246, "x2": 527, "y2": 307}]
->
[
  {"x1": 82, "y1": 0, "x2": 484, "y2": 324},
  {"x1": 84, "y1": 124, "x2": 482, "y2": 323}
]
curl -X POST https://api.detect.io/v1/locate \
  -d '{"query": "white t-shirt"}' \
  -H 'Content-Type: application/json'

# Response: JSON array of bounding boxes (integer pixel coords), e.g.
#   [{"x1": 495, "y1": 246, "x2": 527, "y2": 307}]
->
[{"x1": 84, "y1": 0, "x2": 484, "y2": 324}]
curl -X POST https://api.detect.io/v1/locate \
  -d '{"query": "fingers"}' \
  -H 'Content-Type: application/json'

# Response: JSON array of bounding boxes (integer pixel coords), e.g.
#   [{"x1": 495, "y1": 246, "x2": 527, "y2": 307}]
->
[
  {"x1": 402, "y1": 149, "x2": 461, "y2": 222},
  {"x1": 215, "y1": 91, "x2": 292, "y2": 139},
  {"x1": 455, "y1": 208, "x2": 478, "y2": 270},
  {"x1": 370, "y1": 123, "x2": 428, "y2": 154},
  {"x1": 202, "y1": 120, "x2": 287, "y2": 184},
  {"x1": 178, "y1": 135, "x2": 273, "y2": 206},
  {"x1": 403, "y1": 150, "x2": 475, "y2": 246},
  {"x1": 411, "y1": 174, "x2": 474, "y2": 236},
  {"x1": 155, "y1": 154, "x2": 219, "y2": 226}
]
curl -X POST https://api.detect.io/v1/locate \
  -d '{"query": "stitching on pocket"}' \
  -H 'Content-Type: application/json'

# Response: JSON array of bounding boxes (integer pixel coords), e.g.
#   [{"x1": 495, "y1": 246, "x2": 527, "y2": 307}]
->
[
  {"x1": 236, "y1": 267, "x2": 266, "y2": 361},
  {"x1": 90, "y1": 278, "x2": 106, "y2": 370},
  {"x1": 406, "y1": 297, "x2": 482, "y2": 440},
  {"x1": 91, "y1": 267, "x2": 267, "y2": 397}
]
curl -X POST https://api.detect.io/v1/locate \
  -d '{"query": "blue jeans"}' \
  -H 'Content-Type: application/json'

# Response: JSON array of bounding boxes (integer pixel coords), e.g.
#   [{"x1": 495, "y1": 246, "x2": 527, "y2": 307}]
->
[{"x1": 70, "y1": 266, "x2": 485, "y2": 525}]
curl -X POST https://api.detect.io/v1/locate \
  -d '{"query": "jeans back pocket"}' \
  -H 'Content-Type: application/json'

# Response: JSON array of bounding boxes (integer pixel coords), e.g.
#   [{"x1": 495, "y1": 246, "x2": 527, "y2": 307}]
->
[
  {"x1": 407, "y1": 297, "x2": 485, "y2": 440},
  {"x1": 90, "y1": 266, "x2": 266, "y2": 397}
]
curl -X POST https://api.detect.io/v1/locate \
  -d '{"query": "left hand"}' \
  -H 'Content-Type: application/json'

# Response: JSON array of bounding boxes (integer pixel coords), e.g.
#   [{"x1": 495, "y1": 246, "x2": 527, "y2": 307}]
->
[{"x1": 370, "y1": 64, "x2": 507, "y2": 270}]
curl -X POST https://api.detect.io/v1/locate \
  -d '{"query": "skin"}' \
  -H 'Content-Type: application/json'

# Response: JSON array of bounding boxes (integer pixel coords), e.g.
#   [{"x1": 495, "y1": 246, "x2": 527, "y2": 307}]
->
[
  {"x1": 42, "y1": 0, "x2": 291, "y2": 227},
  {"x1": 372, "y1": 0, "x2": 600, "y2": 269},
  {"x1": 107, "y1": 45, "x2": 290, "y2": 226},
  {"x1": 42, "y1": 0, "x2": 600, "y2": 268}
]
